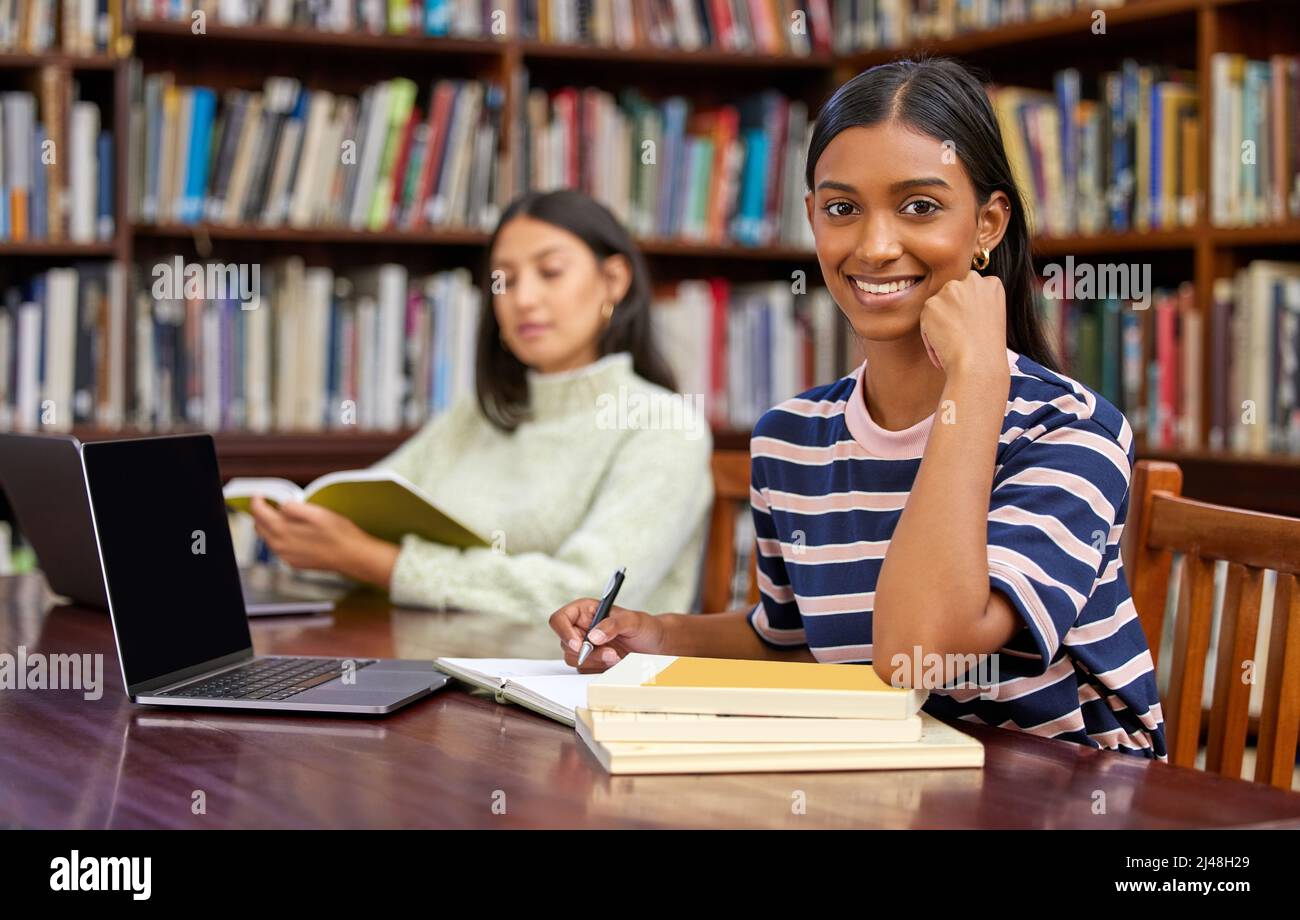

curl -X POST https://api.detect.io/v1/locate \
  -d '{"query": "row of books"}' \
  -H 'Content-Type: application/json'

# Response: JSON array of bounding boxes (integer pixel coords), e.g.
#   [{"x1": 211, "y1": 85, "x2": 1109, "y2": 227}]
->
[
  {"x1": 128, "y1": 69, "x2": 507, "y2": 232},
  {"x1": 129, "y1": 0, "x2": 1107, "y2": 56},
  {"x1": 1038, "y1": 281, "x2": 1200, "y2": 453},
  {"x1": 0, "y1": 259, "x2": 482, "y2": 433},
  {"x1": 830, "y1": 0, "x2": 1123, "y2": 53},
  {"x1": 1210, "y1": 53, "x2": 1300, "y2": 228},
  {"x1": 518, "y1": 82, "x2": 813, "y2": 249},
  {"x1": 991, "y1": 61, "x2": 1198, "y2": 239},
  {"x1": 132, "y1": 0, "x2": 500, "y2": 34},
  {"x1": 0, "y1": 0, "x2": 124, "y2": 54},
  {"x1": 8, "y1": 256, "x2": 1298, "y2": 454},
  {"x1": 652, "y1": 278, "x2": 842, "y2": 429},
  {"x1": 1215, "y1": 261, "x2": 1300, "y2": 455},
  {"x1": 129, "y1": 0, "x2": 838, "y2": 54},
  {"x1": 517, "y1": 0, "x2": 833, "y2": 54},
  {"x1": 1041, "y1": 260, "x2": 1300, "y2": 456},
  {"x1": 0, "y1": 75, "x2": 114, "y2": 242},
  {"x1": 0, "y1": 262, "x2": 127, "y2": 432}
]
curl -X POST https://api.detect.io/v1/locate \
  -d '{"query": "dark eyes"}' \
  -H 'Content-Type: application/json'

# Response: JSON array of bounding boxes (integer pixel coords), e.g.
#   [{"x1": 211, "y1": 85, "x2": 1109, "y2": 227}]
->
[
  {"x1": 821, "y1": 198, "x2": 943, "y2": 218},
  {"x1": 902, "y1": 199, "x2": 942, "y2": 216}
]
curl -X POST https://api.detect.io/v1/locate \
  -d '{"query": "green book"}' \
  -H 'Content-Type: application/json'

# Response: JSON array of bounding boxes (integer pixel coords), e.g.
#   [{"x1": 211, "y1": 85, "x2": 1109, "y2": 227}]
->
[
  {"x1": 225, "y1": 468, "x2": 489, "y2": 549},
  {"x1": 368, "y1": 78, "x2": 418, "y2": 231}
]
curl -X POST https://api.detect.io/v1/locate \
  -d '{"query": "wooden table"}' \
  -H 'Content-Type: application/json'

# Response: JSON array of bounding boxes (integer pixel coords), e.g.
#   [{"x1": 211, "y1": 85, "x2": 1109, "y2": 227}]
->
[{"x1": 3, "y1": 573, "x2": 1299, "y2": 829}]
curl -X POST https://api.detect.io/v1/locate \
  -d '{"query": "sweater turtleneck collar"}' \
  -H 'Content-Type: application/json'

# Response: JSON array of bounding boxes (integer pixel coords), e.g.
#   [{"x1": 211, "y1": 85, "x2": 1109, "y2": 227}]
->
[{"x1": 525, "y1": 351, "x2": 636, "y2": 420}]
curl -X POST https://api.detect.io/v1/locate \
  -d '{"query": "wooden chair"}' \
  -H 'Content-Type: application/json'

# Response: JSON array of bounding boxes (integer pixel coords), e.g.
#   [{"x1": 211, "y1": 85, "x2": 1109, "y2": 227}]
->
[
  {"x1": 701, "y1": 450, "x2": 760, "y2": 613},
  {"x1": 1124, "y1": 460, "x2": 1300, "y2": 789}
]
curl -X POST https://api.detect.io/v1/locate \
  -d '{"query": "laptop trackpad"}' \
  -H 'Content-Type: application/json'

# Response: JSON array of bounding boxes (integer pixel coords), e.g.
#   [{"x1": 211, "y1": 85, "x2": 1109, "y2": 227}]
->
[{"x1": 300, "y1": 669, "x2": 446, "y2": 705}]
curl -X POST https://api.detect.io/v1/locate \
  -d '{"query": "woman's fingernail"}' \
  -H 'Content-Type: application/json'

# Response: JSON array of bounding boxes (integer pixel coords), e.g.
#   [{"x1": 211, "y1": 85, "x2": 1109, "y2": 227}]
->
[
  {"x1": 588, "y1": 630, "x2": 605, "y2": 644},
  {"x1": 567, "y1": 638, "x2": 579, "y2": 651}
]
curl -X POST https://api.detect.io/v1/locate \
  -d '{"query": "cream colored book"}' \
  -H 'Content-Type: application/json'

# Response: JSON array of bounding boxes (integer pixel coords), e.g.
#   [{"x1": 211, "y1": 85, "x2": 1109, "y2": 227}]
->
[
  {"x1": 586, "y1": 653, "x2": 927, "y2": 719},
  {"x1": 585, "y1": 709, "x2": 924, "y2": 744},
  {"x1": 575, "y1": 709, "x2": 983, "y2": 775},
  {"x1": 434, "y1": 658, "x2": 595, "y2": 727},
  {"x1": 224, "y1": 469, "x2": 488, "y2": 548}
]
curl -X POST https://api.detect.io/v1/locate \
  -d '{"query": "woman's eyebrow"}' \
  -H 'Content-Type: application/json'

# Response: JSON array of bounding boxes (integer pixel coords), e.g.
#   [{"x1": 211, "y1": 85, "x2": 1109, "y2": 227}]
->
[
  {"x1": 815, "y1": 180, "x2": 858, "y2": 193},
  {"x1": 889, "y1": 177, "x2": 953, "y2": 193}
]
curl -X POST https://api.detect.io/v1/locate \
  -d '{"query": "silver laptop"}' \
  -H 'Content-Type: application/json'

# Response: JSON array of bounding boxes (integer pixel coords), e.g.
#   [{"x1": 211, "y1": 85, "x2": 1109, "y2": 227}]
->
[
  {"x1": 79, "y1": 433, "x2": 446, "y2": 714},
  {"x1": 0, "y1": 432, "x2": 334, "y2": 616}
]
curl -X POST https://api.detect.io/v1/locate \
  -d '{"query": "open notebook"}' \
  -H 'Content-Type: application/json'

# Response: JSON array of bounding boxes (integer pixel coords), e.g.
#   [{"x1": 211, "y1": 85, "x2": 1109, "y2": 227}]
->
[{"x1": 434, "y1": 659, "x2": 594, "y2": 727}]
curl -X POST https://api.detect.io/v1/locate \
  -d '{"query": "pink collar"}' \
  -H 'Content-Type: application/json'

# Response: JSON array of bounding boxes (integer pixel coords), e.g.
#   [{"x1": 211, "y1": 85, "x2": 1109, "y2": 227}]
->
[{"x1": 843, "y1": 349, "x2": 1019, "y2": 459}]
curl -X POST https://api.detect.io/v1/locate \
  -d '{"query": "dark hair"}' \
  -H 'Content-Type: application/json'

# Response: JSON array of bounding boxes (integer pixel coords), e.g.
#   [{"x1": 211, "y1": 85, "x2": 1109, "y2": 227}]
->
[
  {"x1": 805, "y1": 56, "x2": 1058, "y2": 370},
  {"x1": 476, "y1": 189, "x2": 677, "y2": 431}
]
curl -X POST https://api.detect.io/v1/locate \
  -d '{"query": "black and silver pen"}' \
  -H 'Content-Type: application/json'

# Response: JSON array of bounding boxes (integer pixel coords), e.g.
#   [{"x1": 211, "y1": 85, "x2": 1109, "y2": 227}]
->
[{"x1": 576, "y1": 566, "x2": 626, "y2": 667}]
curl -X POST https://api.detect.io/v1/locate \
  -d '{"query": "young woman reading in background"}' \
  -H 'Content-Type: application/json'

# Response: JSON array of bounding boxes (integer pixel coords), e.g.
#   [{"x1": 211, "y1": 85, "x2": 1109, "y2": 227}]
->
[
  {"x1": 548, "y1": 58, "x2": 1167, "y2": 760},
  {"x1": 250, "y1": 189, "x2": 714, "y2": 621}
]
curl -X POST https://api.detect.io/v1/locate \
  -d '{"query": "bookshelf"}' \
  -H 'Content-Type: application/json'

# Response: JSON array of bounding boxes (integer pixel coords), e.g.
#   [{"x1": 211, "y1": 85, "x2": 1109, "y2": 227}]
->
[{"x1": 2, "y1": 0, "x2": 1299, "y2": 516}]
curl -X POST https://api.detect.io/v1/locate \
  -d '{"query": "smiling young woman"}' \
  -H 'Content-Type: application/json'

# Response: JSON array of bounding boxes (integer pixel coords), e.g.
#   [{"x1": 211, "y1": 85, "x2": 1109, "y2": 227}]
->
[
  {"x1": 248, "y1": 189, "x2": 714, "y2": 621},
  {"x1": 547, "y1": 57, "x2": 1168, "y2": 761}
]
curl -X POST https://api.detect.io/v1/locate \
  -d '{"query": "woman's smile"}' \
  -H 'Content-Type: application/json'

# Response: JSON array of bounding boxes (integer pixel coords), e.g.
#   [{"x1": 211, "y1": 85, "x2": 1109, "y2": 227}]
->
[{"x1": 844, "y1": 272, "x2": 928, "y2": 309}]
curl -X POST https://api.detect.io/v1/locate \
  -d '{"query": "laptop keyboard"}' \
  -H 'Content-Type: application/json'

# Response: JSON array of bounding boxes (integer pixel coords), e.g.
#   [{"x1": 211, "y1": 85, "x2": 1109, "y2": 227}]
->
[{"x1": 158, "y1": 657, "x2": 378, "y2": 702}]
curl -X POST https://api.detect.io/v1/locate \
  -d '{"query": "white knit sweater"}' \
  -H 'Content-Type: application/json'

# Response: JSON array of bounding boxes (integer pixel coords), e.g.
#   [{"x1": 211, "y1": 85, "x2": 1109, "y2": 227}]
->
[{"x1": 374, "y1": 352, "x2": 714, "y2": 621}]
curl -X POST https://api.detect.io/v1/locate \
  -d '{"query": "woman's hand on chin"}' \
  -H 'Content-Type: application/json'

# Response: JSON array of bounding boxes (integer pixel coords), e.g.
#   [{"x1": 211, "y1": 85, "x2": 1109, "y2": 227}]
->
[{"x1": 919, "y1": 269, "x2": 1010, "y2": 382}]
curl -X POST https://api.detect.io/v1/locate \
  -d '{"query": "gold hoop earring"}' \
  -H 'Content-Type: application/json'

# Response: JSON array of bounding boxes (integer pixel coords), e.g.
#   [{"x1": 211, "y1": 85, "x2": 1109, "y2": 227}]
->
[
  {"x1": 972, "y1": 247, "x2": 991, "y2": 271},
  {"x1": 601, "y1": 301, "x2": 614, "y2": 322}
]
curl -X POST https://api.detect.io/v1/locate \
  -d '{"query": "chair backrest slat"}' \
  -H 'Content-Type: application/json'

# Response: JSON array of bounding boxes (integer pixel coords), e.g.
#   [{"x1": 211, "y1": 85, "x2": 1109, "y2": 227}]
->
[
  {"x1": 1165, "y1": 554, "x2": 1217, "y2": 767},
  {"x1": 1256, "y1": 573, "x2": 1300, "y2": 788},
  {"x1": 703, "y1": 451, "x2": 754, "y2": 614},
  {"x1": 1204, "y1": 563, "x2": 1264, "y2": 779}
]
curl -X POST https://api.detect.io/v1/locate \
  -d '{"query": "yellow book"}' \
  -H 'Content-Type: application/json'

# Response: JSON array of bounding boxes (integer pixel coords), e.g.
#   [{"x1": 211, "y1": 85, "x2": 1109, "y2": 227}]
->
[
  {"x1": 575, "y1": 709, "x2": 982, "y2": 775},
  {"x1": 586, "y1": 653, "x2": 927, "y2": 719},
  {"x1": 584, "y1": 708, "x2": 924, "y2": 744},
  {"x1": 224, "y1": 469, "x2": 489, "y2": 548}
]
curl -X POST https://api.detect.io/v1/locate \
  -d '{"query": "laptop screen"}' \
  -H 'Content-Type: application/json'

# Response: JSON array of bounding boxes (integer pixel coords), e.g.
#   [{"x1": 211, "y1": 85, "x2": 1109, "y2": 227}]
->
[{"x1": 82, "y1": 435, "x2": 252, "y2": 688}]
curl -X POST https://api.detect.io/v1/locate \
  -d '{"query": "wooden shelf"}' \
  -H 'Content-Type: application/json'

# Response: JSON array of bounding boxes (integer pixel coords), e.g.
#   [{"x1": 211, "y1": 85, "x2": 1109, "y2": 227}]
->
[
  {"x1": 0, "y1": 240, "x2": 117, "y2": 257},
  {"x1": 1209, "y1": 221, "x2": 1300, "y2": 246},
  {"x1": 1031, "y1": 228, "x2": 1200, "y2": 256},
  {"x1": 847, "y1": 0, "x2": 1207, "y2": 68},
  {"x1": 0, "y1": 51, "x2": 118, "y2": 70},
  {"x1": 131, "y1": 221, "x2": 820, "y2": 261},
  {"x1": 637, "y1": 238, "x2": 816, "y2": 261},
  {"x1": 133, "y1": 222, "x2": 491, "y2": 247},
  {"x1": 66, "y1": 425, "x2": 756, "y2": 481}
]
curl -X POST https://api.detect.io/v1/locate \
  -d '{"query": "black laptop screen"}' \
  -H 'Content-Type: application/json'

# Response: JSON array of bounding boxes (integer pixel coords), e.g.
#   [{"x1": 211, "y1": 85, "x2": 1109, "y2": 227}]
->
[{"x1": 82, "y1": 435, "x2": 252, "y2": 687}]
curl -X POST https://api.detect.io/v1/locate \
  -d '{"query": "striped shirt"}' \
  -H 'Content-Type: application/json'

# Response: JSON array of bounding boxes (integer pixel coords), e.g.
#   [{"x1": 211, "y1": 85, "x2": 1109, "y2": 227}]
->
[{"x1": 747, "y1": 348, "x2": 1167, "y2": 759}]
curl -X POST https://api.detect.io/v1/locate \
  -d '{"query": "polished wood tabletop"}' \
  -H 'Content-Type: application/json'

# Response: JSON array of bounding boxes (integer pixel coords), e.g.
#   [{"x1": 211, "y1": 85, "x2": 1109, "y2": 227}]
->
[{"x1": 3, "y1": 573, "x2": 1300, "y2": 830}]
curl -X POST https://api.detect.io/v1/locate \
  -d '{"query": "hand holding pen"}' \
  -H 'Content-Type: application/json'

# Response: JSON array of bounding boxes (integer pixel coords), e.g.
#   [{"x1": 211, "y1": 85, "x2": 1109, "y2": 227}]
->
[{"x1": 577, "y1": 566, "x2": 625, "y2": 667}]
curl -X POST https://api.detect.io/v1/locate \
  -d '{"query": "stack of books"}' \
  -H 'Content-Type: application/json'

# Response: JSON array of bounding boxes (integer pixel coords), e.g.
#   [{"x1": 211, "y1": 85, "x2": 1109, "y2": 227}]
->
[{"x1": 575, "y1": 653, "x2": 984, "y2": 775}]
